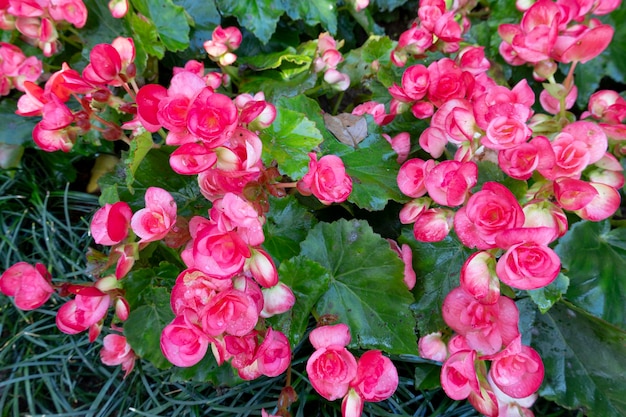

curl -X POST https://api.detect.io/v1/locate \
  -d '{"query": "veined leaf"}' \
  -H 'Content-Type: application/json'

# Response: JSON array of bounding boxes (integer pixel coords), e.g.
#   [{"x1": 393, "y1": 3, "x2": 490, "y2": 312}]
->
[
  {"x1": 301, "y1": 219, "x2": 418, "y2": 354},
  {"x1": 132, "y1": 0, "x2": 190, "y2": 52},
  {"x1": 215, "y1": 0, "x2": 284, "y2": 44},
  {"x1": 283, "y1": 0, "x2": 338, "y2": 35}
]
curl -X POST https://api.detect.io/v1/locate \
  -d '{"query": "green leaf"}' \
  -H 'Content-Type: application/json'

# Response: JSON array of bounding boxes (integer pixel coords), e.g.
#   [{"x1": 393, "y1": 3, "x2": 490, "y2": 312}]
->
[
  {"x1": 282, "y1": 0, "x2": 338, "y2": 35},
  {"x1": 169, "y1": 354, "x2": 242, "y2": 385},
  {"x1": 258, "y1": 106, "x2": 324, "y2": 179},
  {"x1": 125, "y1": 286, "x2": 175, "y2": 370},
  {"x1": 267, "y1": 256, "x2": 331, "y2": 346},
  {"x1": 475, "y1": 161, "x2": 528, "y2": 201},
  {"x1": 400, "y1": 228, "x2": 475, "y2": 335},
  {"x1": 371, "y1": 0, "x2": 407, "y2": 11},
  {"x1": 528, "y1": 272, "x2": 570, "y2": 313},
  {"x1": 81, "y1": 0, "x2": 130, "y2": 50},
  {"x1": 301, "y1": 219, "x2": 418, "y2": 354},
  {"x1": 122, "y1": 131, "x2": 154, "y2": 193},
  {"x1": 238, "y1": 47, "x2": 312, "y2": 77},
  {"x1": 276, "y1": 95, "x2": 336, "y2": 144},
  {"x1": 132, "y1": 0, "x2": 190, "y2": 52},
  {"x1": 173, "y1": 0, "x2": 220, "y2": 54},
  {"x1": 555, "y1": 220, "x2": 626, "y2": 329},
  {"x1": 215, "y1": 0, "x2": 284, "y2": 44},
  {"x1": 128, "y1": 10, "x2": 165, "y2": 59},
  {"x1": 340, "y1": 35, "x2": 394, "y2": 85},
  {"x1": 414, "y1": 363, "x2": 442, "y2": 390},
  {"x1": 529, "y1": 301, "x2": 626, "y2": 417},
  {"x1": 263, "y1": 195, "x2": 318, "y2": 262},
  {"x1": 124, "y1": 263, "x2": 179, "y2": 309},
  {"x1": 0, "y1": 99, "x2": 37, "y2": 146}
]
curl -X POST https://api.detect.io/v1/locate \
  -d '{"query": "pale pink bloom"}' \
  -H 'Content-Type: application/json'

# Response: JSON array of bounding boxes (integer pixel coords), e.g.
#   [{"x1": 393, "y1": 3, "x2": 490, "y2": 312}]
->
[
  {"x1": 353, "y1": 0, "x2": 369, "y2": 12},
  {"x1": 561, "y1": 121, "x2": 608, "y2": 165},
  {"x1": 32, "y1": 122, "x2": 74, "y2": 152},
  {"x1": 585, "y1": 89, "x2": 626, "y2": 123},
  {"x1": 100, "y1": 334, "x2": 136, "y2": 377},
  {"x1": 8, "y1": 0, "x2": 46, "y2": 17},
  {"x1": 351, "y1": 350, "x2": 398, "y2": 401},
  {"x1": 539, "y1": 84, "x2": 577, "y2": 114},
  {"x1": 255, "y1": 328, "x2": 291, "y2": 377},
  {"x1": 392, "y1": 24, "x2": 433, "y2": 66},
  {"x1": 495, "y1": 227, "x2": 561, "y2": 290},
  {"x1": 56, "y1": 293, "x2": 111, "y2": 337},
  {"x1": 169, "y1": 142, "x2": 217, "y2": 175},
  {"x1": 232, "y1": 275, "x2": 264, "y2": 316},
  {"x1": 131, "y1": 187, "x2": 177, "y2": 243},
  {"x1": 108, "y1": 0, "x2": 128, "y2": 18},
  {"x1": 430, "y1": 98, "x2": 477, "y2": 144},
  {"x1": 0, "y1": 262, "x2": 53, "y2": 310},
  {"x1": 317, "y1": 32, "x2": 338, "y2": 54},
  {"x1": 397, "y1": 158, "x2": 436, "y2": 198},
  {"x1": 419, "y1": 127, "x2": 448, "y2": 158},
  {"x1": 170, "y1": 268, "x2": 231, "y2": 316},
  {"x1": 447, "y1": 334, "x2": 471, "y2": 355},
  {"x1": 90, "y1": 201, "x2": 132, "y2": 245},
  {"x1": 488, "y1": 373, "x2": 537, "y2": 417},
  {"x1": 440, "y1": 350, "x2": 480, "y2": 400},
  {"x1": 382, "y1": 132, "x2": 411, "y2": 164},
  {"x1": 313, "y1": 49, "x2": 344, "y2": 72},
  {"x1": 342, "y1": 388, "x2": 364, "y2": 417},
  {"x1": 201, "y1": 288, "x2": 258, "y2": 337},
  {"x1": 473, "y1": 80, "x2": 535, "y2": 129},
  {"x1": 324, "y1": 69, "x2": 350, "y2": 91},
  {"x1": 49, "y1": 0, "x2": 87, "y2": 27},
  {"x1": 489, "y1": 339, "x2": 544, "y2": 399},
  {"x1": 212, "y1": 25, "x2": 242, "y2": 51},
  {"x1": 424, "y1": 160, "x2": 477, "y2": 206},
  {"x1": 306, "y1": 324, "x2": 358, "y2": 401},
  {"x1": 587, "y1": 153, "x2": 625, "y2": 188},
  {"x1": 298, "y1": 153, "x2": 352, "y2": 205},
  {"x1": 352, "y1": 101, "x2": 395, "y2": 125},
  {"x1": 460, "y1": 251, "x2": 500, "y2": 305},
  {"x1": 454, "y1": 182, "x2": 525, "y2": 250},
  {"x1": 442, "y1": 287, "x2": 520, "y2": 355},
  {"x1": 399, "y1": 197, "x2": 431, "y2": 224},
  {"x1": 210, "y1": 193, "x2": 264, "y2": 246},
  {"x1": 410, "y1": 100, "x2": 435, "y2": 119},
  {"x1": 418, "y1": 332, "x2": 448, "y2": 362},
  {"x1": 522, "y1": 200, "x2": 568, "y2": 238},
  {"x1": 114, "y1": 297, "x2": 130, "y2": 321},
  {"x1": 413, "y1": 207, "x2": 454, "y2": 242},
  {"x1": 574, "y1": 182, "x2": 621, "y2": 221},
  {"x1": 161, "y1": 315, "x2": 210, "y2": 367},
  {"x1": 482, "y1": 116, "x2": 532, "y2": 150},
  {"x1": 260, "y1": 282, "x2": 295, "y2": 318}
]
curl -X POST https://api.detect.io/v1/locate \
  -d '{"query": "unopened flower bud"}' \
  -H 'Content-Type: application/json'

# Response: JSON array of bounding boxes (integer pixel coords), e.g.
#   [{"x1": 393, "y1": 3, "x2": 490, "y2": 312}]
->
[{"x1": 260, "y1": 282, "x2": 296, "y2": 318}]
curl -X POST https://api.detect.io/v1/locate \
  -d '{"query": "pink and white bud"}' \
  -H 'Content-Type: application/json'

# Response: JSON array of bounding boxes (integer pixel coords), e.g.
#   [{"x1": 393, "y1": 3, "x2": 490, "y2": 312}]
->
[
  {"x1": 399, "y1": 197, "x2": 431, "y2": 224},
  {"x1": 418, "y1": 332, "x2": 448, "y2": 362},
  {"x1": 108, "y1": 0, "x2": 129, "y2": 18},
  {"x1": 114, "y1": 297, "x2": 130, "y2": 321},
  {"x1": 324, "y1": 69, "x2": 350, "y2": 91},
  {"x1": 460, "y1": 251, "x2": 500, "y2": 304},
  {"x1": 260, "y1": 282, "x2": 295, "y2": 318},
  {"x1": 245, "y1": 248, "x2": 279, "y2": 288}
]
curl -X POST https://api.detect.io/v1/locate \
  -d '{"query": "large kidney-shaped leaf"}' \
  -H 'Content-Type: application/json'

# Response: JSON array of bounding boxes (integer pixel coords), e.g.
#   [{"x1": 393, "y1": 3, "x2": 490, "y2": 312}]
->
[
  {"x1": 400, "y1": 228, "x2": 475, "y2": 335},
  {"x1": 555, "y1": 220, "x2": 626, "y2": 329},
  {"x1": 258, "y1": 106, "x2": 324, "y2": 179},
  {"x1": 267, "y1": 256, "x2": 331, "y2": 347},
  {"x1": 282, "y1": 0, "x2": 338, "y2": 35},
  {"x1": 215, "y1": 0, "x2": 283, "y2": 44},
  {"x1": 132, "y1": 0, "x2": 190, "y2": 52},
  {"x1": 529, "y1": 301, "x2": 626, "y2": 417},
  {"x1": 300, "y1": 219, "x2": 418, "y2": 354}
]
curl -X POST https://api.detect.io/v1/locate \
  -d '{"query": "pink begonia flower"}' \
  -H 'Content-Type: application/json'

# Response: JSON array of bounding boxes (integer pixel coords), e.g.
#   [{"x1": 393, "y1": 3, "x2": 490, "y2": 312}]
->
[
  {"x1": 169, "y1": 142, "x2": 217, "y2": 175},
  {"x1": 48, "y1": 0, "x2": 88, "y2": 28},
  {"x1": 113, "y1": 242, "x2": 137, "y2": 279},
  {"x1": 350, "y1": 350, "x2": 398, "y2": 401},
  {"x1": 324, "y1": 68, "x2": 351, "y2": 91},
  {"x1": 56, "y1": 293, "x2": 111, "y2": 337},
  {"x1": 459, "y1": 251, "x2": 500, "y2": 305},
  {"x1": 488, "y1": 373, "x2": 537, "y2": 417},
  {"x1": 574, "y1": 182, "x2": 621, "y2": 221},
  {"x1": 553, "y1": 23, "x2": 614, "y2": 64},
  {"x1": 201, "y1": 288, "x2": 258, "y2": 337},
  {"x1": 539, "y1": 84, "x2": 578, "y2": 114},
  {"x1": 131, "y1": 187, "x2": 177, "y2": 243},
  {"x1": 306, "y1": 324, "x2": 358, "y2": 401},
  {"x1": 412, "y1": 207, "x2": 454, "y2": 242},
  {"x1": 454, "y1": 182, "x2": 525, "y2": 250},
  {"x1": 442, "y1": 287, "x2": 520, "y2": 355},
  {"x1": 260, "y1": 282, "x2": 296, "y2": 318},
  {"x1": 90, "y1": 201, "x2": 132, "y2": 245},
  {"x1": 482, "y1": 116, "x2": 532, "y2": 150},
  {"x1": 169, "y1": 268, "x2": 232, "y2": 316},
  {"x1": 473, "y1": 80, "x2": 535, "y2": 129},
  {"x1": 495, "y1": 227, "x2": 561, "y2": 290},
  {"x1": 232, "y1": 275, "x2": 264, "y2": 315},
  {"x1": 561, "y1": 121, "x2": 608, "y2": 165},
  {"x1": 397, "y1": 158, "x2": 436, "y2": 198},
  {"x1": 430, "y1": 98, "x2": 477, "y2": 145},
  {"x1": 388, "y1": 240, "x2": 416, "y2": 290},
  {"x1": 424, "y1": 160, "x2": 477, "y2": 206},
  {"x1": 447, "y1": 334, "x2": 471, "y2": 355},
  {"x1": 161, "y1": 315, "x2": 210, "y2": 367},
  {"x1": 419, "y1": 127, "x2": 448, "y2": 158},
  {"x1": 427, "y1": 58, "x2": 473, "y2": 107},
  {"x1": 489, "y1": 339, "x2": 544, "y2": 399},
  {"x1": 245, "y1": 248, "x2": 279, "y2": 288},
  {"x1": 522, "y1": 200, "x2": 568, "y2": 238},
  {"x1": 352, "y1": 101, "x2": 395, "y2": 126},
  {"x1": 399, "y1": 64, "x2": 430, "y2": 101},
  {"x1": 100, "y1": 334, "x2": 136, "y2": 377},
  {"x1": 342, "y1": 388, "x2": 364, "y2": 417},
  {"x1": 0, "y1": 262, "x2": 53, "y2": 310},
  {"x1": 553, "y1": 177, "x2": 599, "y2": 211},
  {"x1": 440, "y1": 349, "x2": 480, "y2": 400},
  {"x1": 418, "y1": 332, "x2": 448, "y2": 362},
  {"x1": 456, "y1": 46, "x2": 490, "y2": 75},
  {"x1": 585, "y1": 89, "x2": 626, "y2": 123},
  {"x1": 210, "y1": 193, "x2": 264, "y2": 246},
  {"x1": 382, "y1": 132, "x2": 411, "y2": 163},
  {"x1": 108, "y1": 0, "x2": 128, "y2": 18},
  {"x1": 497, "y1": 135, "x2": 555, "y2": 181},
  {"x1": 114, "y1": 297, "x2": 130, "y2": 321},
  {"x1": 255, "y1": 328, "x2": 291, "y2": 377},
  {"x1": 135, "y1": 83, "x2": 167, "y2": 132},
  {"x1": 399, "y1": 197, "x2": 430, "y2": 224},
  {"x1": 225, "y1": 331, "x2": 261, "y2": 379},
  {"x1": 587, "y1": 153, "x2": 625, "y2": 188},
  {"x1": 187, "y1": 88, "x2": 238, "y2": 147},
  {"x1": 298, "y1": 153, "x2": 353, "y2": 205}
]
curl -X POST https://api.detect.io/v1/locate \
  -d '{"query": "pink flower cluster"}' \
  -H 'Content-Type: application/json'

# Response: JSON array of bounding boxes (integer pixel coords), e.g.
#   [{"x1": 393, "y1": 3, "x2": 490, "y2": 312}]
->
[
  {"x1": 17, "y1": 37, "x2": 137, "y2": 151},
  {"x1": 391, "y1": 0, "x2": 474, "y2": 66},
  {"x1": 499, "y1": 0, "x2": 619, "y2": 77},
  {"x1": 0, "y1": 0, "x2": 88, "y2": 56},
  {"x1": 0, "y1": 42, "x2": 41, "y2": 95},
  {"x1": 204, "y1": 25, "x2": 242, "y2": 66},
  {"x1": 306, "y1": 324, "x2": 399, "y2": 417},
  {"x1": 313, "y1": 33, "x2": 351, "y2": 91}
]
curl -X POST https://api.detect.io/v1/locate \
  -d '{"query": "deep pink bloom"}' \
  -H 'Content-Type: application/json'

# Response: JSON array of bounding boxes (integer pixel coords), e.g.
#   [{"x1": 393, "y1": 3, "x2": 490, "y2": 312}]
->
[
  {"x1": 430, "y1": 98, "x2": 477, "y2": 144},
  {"x1": 201, "y1": 288, "x2": 258, "y2": 337},
  {"x1": 56, "y1": 293, "x2": 111, "y2": 336},
  {"x1": 48, "y1": 0, "x2": 88, "y2": 28},
  {"x1": 497, "y1": 135, "x2": 555, "y2": 180},
  {"x1": 100, "y1": 334, "x2": 136, "y2": 377},
  {"x1": 489, "y1": 342, "x2": 544, "y2": 399},
  {"x1": 306, "y1": 324, "x2": 358, "y2": 401},
  {"x1": 90, "y1": 201, "x2": 132, "y2": 245},
  {"x1": 0, "y1": 262, "x2": 53, "y2": 310},
  {"x1": 351, "y1": 350, "x2": 398, "y2": 401},
  {"x1": 210, "y1": 193, "x2": 264, "y2": 246},
  {"x1": 161, "y1": 315, "x2": 210, "y2": 367},
  {"x1": 170, "y1": 268, "x2": 232, "y2": 316},
  {"x1": 424, "y1": 160, "x2": 477, "y2": 206},
  {"x1": 574, "y1": 182, "x2": 621, "y2": 221},
  {"x1": 169, "y1": 142, "x2": 217, "y2": 175},
  {"x1": 130, "y1": 187, "x2": 177, "y2": 243},
  {"x1": 255, "y1": 328, "x2": 291, "y2": 377},
  {"x1": 187, "y1": 88, "x2": 238, "y2": 147},
  {"x1": 440, "y1": 350, "x2": 480, "y2": 400},
  {"x1": 298, "y1": 153, "x2": 352, "y2": 205},
  {"x1": 427, "y1": 58, "x2": 474, "y2": 107},
  {"x1": 397, "y1": 158, "x2": 436, "y2": 198}
]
